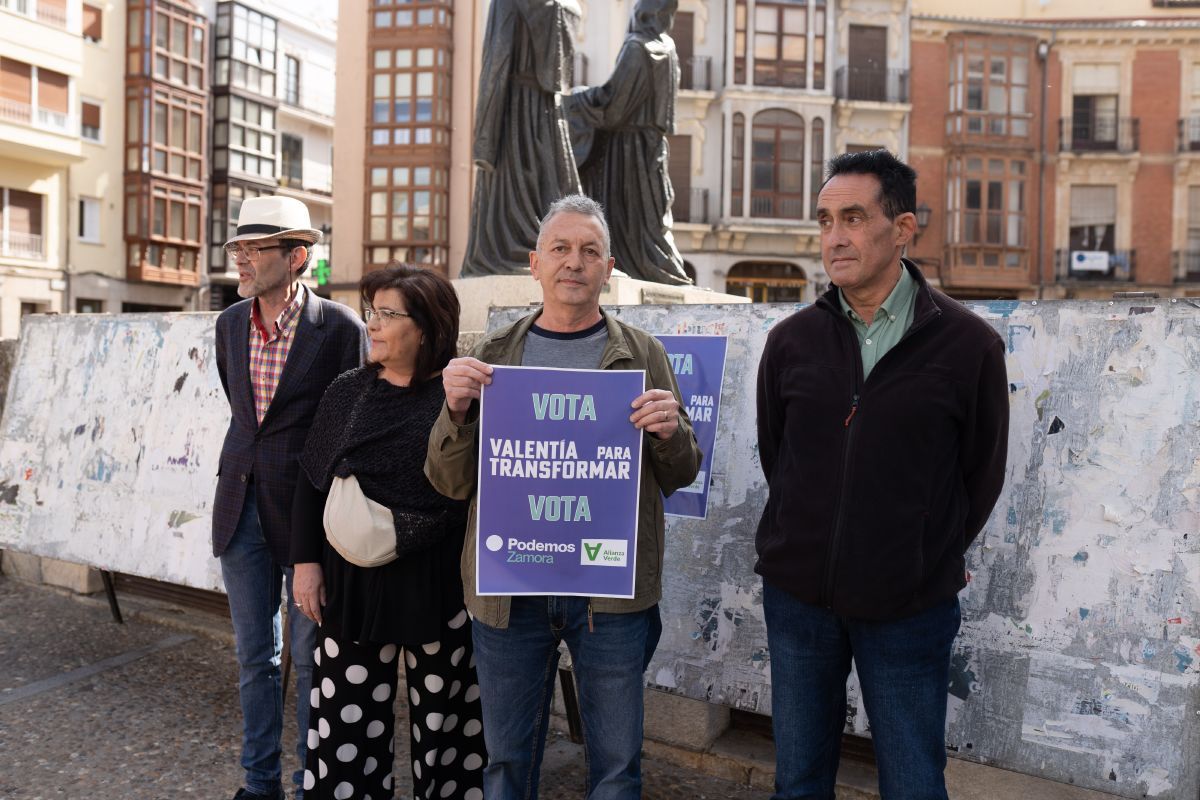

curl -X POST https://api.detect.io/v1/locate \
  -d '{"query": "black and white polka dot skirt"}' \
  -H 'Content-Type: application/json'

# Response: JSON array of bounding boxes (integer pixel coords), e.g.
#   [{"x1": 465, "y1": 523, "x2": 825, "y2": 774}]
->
[{"x1": 303, "y1": 608, "x2": 486, "y2": 799}]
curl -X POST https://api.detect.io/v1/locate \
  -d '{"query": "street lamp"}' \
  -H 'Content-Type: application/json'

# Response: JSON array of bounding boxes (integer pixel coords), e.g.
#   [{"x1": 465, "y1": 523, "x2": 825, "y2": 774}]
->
[{"x1": 915, "y1": 202, "x2": 932, "y2": 231}]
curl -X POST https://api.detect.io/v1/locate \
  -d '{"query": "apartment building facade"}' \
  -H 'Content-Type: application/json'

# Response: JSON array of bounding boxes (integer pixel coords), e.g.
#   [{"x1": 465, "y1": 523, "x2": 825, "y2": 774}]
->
[
  {"x1": 0, "y1": 0, "x2": 338, "y2": 337},
  {"x1": 651, "y1": 0, "x2": 911, "y2": 300},
  {"x1": 910, "y1": 0, "x2": 1200, "y2": 298},
  {"x1": 331, "y1": 0, "x2": 913, "y2": 305},
  {"x1": 199, "y1": 0, "x2": 336, "y2": 309},
  {"x1": 1, "y1": 0, "x2": 85, "y2": 337}
]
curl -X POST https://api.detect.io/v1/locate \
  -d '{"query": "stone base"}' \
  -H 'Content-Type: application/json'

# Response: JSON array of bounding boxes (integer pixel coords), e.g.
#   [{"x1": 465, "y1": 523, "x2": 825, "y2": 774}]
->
[
  {"x1": 452, "y1": 272, "x2": 750, "y2": 334},
  {"x1": 550, "y1": 681, "x2": 732, "y2": 753},
  {"x1": 644, "y1": 689, "x2": 731, "y2": 751},
  {"x1": 1, "y1": 550, "x2": 103, "y2": 594}
]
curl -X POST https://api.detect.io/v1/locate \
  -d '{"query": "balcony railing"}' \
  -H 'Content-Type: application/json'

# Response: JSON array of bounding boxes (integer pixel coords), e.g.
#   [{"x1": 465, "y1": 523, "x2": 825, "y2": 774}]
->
[
  {"x1": 674, "y1": 188, "x2": 710, "y2": 224},
  {"x1": 0, "y1": 0, "x2": 66, "y2": 27},
  {"x1": 834, "y1": 67, "x2": 909, "y2": 104},
  {"x1": 1059, "y1": 117, "x2": 1139, "y2": 153},
  {"x1": 680, "y1": 56, "x2": 713, "y2": 92},
  {"x1": 2, "y1": 232, "x2": 45, "y2": 259},
  {"x1": 280, "y1": 163, "x2": 303, "y2": 188},
  {"x1": 0, "y1": 97, "x2": 73, "y2": 133},
  {"x1": 0, "y1": 97, "x2": 32, "y2": 126},
  {"x1": 1055, "y1": 249, "x2": 1136, "y2": 281},
  {"x1": 35, "y1": 0, "x2": 65, "y2": 27},
  {"x1": 1172, "y1": 250, "x2": 1200, "y2": 282},
  {"x1": 289, "y1": 90, "x2": 335, "y2": 119},
  {"x1": 750, "y1": 194, "x2": 804, "y2": 220},
  {"x1": 36, "y1": 107, "x2": 69, "y2": 131}
]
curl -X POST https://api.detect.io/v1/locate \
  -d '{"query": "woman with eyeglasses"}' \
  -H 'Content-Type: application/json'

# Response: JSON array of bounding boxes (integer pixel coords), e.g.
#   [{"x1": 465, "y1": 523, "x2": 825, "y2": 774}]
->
[{"x1": 290, "y1": 263, "x2": 485, "y2": 800}]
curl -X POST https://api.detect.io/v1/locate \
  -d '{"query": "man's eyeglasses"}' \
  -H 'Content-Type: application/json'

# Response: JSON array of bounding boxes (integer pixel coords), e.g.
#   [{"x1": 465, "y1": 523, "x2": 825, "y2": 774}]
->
[
  {"x1": 224, "y1": 243, "x2": 291, "y2": 261},
  {"x1": 364, "y1": 308, "x2": 412, "y2": 325}
]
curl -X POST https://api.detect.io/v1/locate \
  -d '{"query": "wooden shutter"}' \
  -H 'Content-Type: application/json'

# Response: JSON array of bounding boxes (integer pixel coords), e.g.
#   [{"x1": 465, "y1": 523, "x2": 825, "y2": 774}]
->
[
  {"x1": 82, "y1": 101, "x2": 101, "y2": 129},
  {"x1": 82, "y1": 4, "x2": 103, "y2": 41},
  {"x1": 38, "y1": 69, "x2": 69, "y2": 114},
  {"x1": 1069, "y1": 185, "x2": 1116, "y2": 227},
  {"x1": 0, "y1": 59, "x2": 32, "y2": 104},
  {"x1": 848, "y1": 25, "x2": 887, "y2": 101},
  {"x1": 668, "y1": 134, "x2": 693, "y2": 222},
  {"x1": 7, "y1": 190, "x2": 44, "y2": 237},
  {"x1": 673, "y1": 12, "x2": 695, "y2": 89}
]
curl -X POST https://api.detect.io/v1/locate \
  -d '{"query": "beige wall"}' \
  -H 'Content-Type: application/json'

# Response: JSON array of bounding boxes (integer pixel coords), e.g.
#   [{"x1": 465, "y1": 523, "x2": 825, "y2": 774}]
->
[
  {"x1": 331, "y1": 0, "x2": 367, "y2": 306},
  {"x1": 69, "y1": 0, "x2": 127, "y2": 299}
]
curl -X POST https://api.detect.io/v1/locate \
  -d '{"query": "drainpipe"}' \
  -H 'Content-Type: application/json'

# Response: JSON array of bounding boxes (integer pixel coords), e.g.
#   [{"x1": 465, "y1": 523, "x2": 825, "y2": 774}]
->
[
  {"x1": 1035, "y1": 32, "x2": 1055, "y2": 299},
  {"x1": 64, "y1": 167, "x2": 72, "y2": 313}
]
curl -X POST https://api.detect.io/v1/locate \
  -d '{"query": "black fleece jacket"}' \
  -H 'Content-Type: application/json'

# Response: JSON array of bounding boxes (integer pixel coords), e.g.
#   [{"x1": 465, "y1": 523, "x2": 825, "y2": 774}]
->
[{"x1": 755, "y1": 260, "x2": 1009, "y2": 621}]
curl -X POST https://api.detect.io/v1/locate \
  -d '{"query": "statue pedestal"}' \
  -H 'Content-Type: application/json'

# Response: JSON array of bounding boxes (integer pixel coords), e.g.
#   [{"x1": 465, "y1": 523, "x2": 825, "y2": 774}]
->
[{"x1": 452, "y1": 272, "x2": 750, "y2": 334}]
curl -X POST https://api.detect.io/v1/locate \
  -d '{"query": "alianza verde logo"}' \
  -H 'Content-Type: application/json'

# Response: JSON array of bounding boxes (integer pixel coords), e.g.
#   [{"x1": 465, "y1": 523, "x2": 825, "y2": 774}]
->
[{"x1": 580, "y1": 539, "x2": 627, "y2": 567}]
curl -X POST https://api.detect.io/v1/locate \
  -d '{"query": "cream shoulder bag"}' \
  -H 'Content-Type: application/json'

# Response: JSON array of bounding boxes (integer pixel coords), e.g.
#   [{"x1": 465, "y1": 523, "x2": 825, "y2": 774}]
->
[{"x1": 323, "y1": 473, "x2": 398, "y2": 568}]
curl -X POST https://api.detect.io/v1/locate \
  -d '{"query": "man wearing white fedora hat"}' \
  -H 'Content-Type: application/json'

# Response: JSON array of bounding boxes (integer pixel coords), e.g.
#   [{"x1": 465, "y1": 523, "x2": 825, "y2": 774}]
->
[{"x1": 212, "y1": 196, "x2": 368, "y2": 800}]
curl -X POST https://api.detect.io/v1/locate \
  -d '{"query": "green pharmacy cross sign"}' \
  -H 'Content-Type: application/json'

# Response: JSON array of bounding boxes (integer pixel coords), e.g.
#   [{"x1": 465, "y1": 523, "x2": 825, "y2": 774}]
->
[{"x1": 313, "y1": 258, "x2": 331, "y2": 286}]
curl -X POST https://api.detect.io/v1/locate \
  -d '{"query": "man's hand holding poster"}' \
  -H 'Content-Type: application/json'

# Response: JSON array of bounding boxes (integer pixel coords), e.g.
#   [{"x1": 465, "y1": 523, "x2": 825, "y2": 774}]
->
[{"x1": 476, "y1": 366, "x2": 645, "y2": 598}]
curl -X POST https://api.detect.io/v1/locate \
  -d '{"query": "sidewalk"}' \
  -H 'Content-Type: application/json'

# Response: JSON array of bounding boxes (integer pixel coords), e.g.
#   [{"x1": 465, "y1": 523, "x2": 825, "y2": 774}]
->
[{"x1": 0, "y1": 576, "x2": 1115, "y2": 800}]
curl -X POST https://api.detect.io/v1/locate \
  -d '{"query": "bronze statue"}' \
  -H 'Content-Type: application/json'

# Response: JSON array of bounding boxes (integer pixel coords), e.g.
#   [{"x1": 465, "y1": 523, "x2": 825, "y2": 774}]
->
[
  {"x1": 566, "y1": 0, "x2": 690, "y2": 285},
  {"x1": 461, "y1": 0, "x2": 583, "y2": 276}
]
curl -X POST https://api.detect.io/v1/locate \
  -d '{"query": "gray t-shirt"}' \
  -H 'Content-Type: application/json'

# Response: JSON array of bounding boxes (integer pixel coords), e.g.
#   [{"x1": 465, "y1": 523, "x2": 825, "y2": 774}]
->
[{"x1": 520, "y1": 318, "x2": 609, "y2": 369}]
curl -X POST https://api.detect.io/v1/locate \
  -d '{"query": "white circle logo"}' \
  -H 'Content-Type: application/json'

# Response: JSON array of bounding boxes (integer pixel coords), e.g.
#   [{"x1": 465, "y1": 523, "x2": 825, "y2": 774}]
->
[{"x1": 485, "y1": 535, "x2": 504, "y2": 552}]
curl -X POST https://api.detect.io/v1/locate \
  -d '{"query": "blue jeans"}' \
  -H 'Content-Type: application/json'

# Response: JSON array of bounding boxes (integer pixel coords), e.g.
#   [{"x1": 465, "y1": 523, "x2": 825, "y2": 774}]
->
[
  {"x1": 220, "y1": 488, "x2": 317, "y2": 798},
  {"x1": 763, "y1": 581, "x2": 961, "y2": 800},
  {"x1": 471, "y1": 597, "x2": 658, "y2": 800}
]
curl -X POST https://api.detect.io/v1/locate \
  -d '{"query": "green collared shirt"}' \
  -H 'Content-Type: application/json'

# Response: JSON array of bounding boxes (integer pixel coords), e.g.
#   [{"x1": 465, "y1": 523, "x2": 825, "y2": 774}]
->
[{"x1": 838, "y1": 265, "x2": 917, "y2": 380}]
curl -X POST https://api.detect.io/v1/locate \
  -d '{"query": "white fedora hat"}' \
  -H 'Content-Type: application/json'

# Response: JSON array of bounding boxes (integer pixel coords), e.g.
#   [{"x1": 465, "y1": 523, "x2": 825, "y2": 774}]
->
[{"x1": 225, "y1": 196, "x2": 322, "y2": 246}]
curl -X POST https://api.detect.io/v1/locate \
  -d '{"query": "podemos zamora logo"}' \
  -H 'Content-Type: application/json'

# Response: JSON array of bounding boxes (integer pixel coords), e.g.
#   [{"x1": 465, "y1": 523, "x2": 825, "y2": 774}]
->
[{"x1": 488, "y1": 535, "x2": 577, "y2": 564}]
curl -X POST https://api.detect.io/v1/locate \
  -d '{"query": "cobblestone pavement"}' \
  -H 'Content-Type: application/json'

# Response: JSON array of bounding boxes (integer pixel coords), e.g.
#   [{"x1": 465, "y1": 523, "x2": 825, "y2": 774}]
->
[{"x1": 0, "y1": 577, "x2": 761, "y2": 800}]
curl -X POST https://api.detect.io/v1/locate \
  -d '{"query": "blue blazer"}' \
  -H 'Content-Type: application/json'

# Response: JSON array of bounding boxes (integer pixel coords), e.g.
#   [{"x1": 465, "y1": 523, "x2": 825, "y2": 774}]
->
[{"x1": 212, "y1": 288, "x2": 368, "y2": 564}]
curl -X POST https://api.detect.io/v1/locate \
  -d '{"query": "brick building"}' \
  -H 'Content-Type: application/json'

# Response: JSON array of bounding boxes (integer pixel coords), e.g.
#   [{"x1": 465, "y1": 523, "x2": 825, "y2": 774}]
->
[{"x1": 909, "y1": 5, "x2": 1200, "y2": 299}]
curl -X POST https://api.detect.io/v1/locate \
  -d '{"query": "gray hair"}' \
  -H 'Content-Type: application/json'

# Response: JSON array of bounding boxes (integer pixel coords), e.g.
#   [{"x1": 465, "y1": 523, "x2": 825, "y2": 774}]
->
[{"x1": 537, "y1": 194, "x2": 611, "y2": 260}]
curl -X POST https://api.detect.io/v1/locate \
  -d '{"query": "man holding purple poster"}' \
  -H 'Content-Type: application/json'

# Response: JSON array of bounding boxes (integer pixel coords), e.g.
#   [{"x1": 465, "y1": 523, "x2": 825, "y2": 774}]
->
[{"x1": 425, "y1": 194, "x2": 701, "y2": 800}]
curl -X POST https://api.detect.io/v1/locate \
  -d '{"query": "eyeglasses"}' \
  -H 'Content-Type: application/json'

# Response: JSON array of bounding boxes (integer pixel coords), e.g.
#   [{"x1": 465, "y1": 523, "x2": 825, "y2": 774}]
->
[
  {"x1": 224, "y1": 243, "x2": 291, "y2": 261},
  {"x1": 364, "y1": 308, "x2": 412, "y2": 325}
]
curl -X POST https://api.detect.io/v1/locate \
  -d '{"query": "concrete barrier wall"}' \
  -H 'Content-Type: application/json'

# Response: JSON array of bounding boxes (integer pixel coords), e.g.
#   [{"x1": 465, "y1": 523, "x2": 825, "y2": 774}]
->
[
  {"x1": 0, "y1": 302, "x2": 1197, "y2": 798},
  {"x1": 489, "y1": 300, "x2": 1200, "y2": 800},
  {"x1": 0, "y1": 338, "x2": 18, "y2": 419}
]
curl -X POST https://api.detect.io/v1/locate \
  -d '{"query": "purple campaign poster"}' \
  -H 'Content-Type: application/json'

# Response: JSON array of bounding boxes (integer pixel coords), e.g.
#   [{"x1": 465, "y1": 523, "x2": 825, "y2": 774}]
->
[
  {"x1": 476, "y1": 366, "x2": 645, "y2": 598},
  {"x1": 655, "y1": 335, "x2": 728, "y2": 519}
]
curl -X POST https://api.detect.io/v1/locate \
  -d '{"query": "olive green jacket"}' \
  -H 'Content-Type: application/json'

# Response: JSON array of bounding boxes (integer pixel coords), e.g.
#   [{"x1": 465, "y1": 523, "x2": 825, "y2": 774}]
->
[{"x1": 424, "y1": 309, "x2": 703, "y2": 628}]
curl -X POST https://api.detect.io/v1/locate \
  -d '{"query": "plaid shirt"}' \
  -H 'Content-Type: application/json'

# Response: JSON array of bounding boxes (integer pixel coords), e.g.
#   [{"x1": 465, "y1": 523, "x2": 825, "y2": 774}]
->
[{"x1": 248, "y1": 284, "x2": 307, "y2": 424}]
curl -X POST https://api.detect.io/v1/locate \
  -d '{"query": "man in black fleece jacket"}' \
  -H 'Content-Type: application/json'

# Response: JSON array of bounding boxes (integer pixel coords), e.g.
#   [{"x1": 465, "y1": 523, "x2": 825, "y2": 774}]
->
[{"x1": 756, "y1": 150, "x2": 1009, "y2": 800}]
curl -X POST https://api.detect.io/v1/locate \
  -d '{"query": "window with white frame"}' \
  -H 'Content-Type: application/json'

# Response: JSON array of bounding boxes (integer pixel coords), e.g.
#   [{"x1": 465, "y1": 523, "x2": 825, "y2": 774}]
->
[
  {"x1": 1, "y1": 187, "x2": 46, "y2": 259},
  {"x1": 945, "y1": 156, "x2": 1027, "y2": 268},
  {"x1": 78, "y1": 197, "x2": 101, "y2": 243},
  {"x1": 733, "y1": 0, "x2": 826, "y2": 90},
  {"x1": 81, "y1": 100, "x2": 101, "y2": 142}
]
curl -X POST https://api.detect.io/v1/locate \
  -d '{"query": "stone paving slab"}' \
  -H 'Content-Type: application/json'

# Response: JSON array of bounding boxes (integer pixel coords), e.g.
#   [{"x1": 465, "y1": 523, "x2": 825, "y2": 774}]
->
[
  {"x1": 0, "y1": 577, "x2": 763, "y2": 800},
  {"x1": 0, "y1": 576, "x2": 1117, "y2": 800}
]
